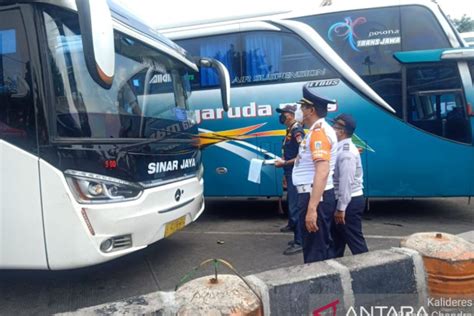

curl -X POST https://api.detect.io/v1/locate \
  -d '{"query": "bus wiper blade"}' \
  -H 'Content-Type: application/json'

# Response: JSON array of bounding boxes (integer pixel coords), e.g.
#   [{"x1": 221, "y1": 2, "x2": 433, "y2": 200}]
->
[
  {"x1": 116, "y1": 129, "x2": 247, "y2": 155},
  {"x1": 200, "y1": 133, "x2": 242, "y2": 141},
  {"x1": 115, "y1": 129, "x2": 197, "y2": 154}
]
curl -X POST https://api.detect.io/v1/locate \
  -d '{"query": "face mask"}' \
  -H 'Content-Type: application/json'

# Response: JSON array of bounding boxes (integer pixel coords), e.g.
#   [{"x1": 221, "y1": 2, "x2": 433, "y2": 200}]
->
[
  {"x1": 279, "y1": 114, "x2": 287, "y2": 124},
  {"x1": 295, "y1": 108, "x2": 303, "y2": 123}
]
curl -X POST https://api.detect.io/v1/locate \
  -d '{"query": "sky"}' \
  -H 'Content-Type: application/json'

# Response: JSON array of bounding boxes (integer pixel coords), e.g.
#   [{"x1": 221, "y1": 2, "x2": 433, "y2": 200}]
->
[{"x1": 117, "y1": 0, "x2": 474, "y2": 29}]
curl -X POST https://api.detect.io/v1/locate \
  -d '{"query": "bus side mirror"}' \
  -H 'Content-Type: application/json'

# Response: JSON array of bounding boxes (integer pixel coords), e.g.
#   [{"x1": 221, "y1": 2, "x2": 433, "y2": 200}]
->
[
  {"x1": 198, "y1": 58, "x2": 230, "y2": 112},
  {"x1": 76, "y1": 0, "x2": 115, "y2": 89}
]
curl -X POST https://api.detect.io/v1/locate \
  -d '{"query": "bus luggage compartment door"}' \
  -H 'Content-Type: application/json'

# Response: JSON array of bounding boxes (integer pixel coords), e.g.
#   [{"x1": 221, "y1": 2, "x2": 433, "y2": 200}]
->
[
  {"x1": 256, "y1": 139, "x2": 280, "y2": 197},
  {"x1": 202, "y1": 139, "x2": 262, "y2": 197}
]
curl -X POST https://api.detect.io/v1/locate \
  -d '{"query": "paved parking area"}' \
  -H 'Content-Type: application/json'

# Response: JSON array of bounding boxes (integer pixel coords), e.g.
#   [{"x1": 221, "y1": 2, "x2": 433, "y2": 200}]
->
[{"x1": 0, "y1": 198, "x2": 472, "y2": 315}]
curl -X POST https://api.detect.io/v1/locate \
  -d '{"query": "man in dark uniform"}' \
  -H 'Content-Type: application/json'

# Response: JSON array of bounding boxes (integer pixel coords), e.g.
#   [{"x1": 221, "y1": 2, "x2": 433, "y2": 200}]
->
[
  {"x1": 331, "y1": 114, "x2": 368, "y2": 257},
  {"x1": 275, "y1": 104, "x2": 305, "y2": 255}
]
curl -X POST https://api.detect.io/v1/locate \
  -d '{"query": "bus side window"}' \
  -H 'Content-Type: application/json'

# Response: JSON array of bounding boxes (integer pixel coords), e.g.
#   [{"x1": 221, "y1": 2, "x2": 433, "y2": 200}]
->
[
  {"x1": 401, "y1": 6, "x2": 451, "y2": 51},
  {"x1": 178, "y1": 35, "x2": 241, "y2": 89},
  {"x1": 294, "y1": 7, "x2": 403, "y2": 118},
  {"x1": 406, "y1": 63, "x2": 471, "y2": 143},
  {"x1": 240, "y1": 31, "x2": 338, "y2": 85},
  {"x1": 0, "y1": 9, "x2": 35, "y2": 151}
]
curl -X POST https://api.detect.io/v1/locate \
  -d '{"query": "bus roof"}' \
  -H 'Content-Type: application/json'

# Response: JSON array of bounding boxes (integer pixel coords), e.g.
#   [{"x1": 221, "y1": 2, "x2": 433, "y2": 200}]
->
[
  {"x1": 6, "y1": 0, "x2": 198, "y2": 71},
  {"x1": 159, "y1": 0, "x2": 459, "y2": 54},
  {"x1": 158, "y1": 0, "x2": 443, "y2": 33}
]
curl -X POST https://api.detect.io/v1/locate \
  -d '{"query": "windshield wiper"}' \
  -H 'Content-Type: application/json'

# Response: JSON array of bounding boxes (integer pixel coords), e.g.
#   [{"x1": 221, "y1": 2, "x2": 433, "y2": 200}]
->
[
  {"x1": 114, "y1": 128, "x2": 201, "y2": 155},
  {"x1": 114, "y1": 127, "x2": 248, "y2": 156}
]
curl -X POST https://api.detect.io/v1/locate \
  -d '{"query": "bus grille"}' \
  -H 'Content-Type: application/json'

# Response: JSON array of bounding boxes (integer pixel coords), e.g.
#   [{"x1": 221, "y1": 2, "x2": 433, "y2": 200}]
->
[{"x1": 111, "y1": 234, "x2": 132, "y2": 251}]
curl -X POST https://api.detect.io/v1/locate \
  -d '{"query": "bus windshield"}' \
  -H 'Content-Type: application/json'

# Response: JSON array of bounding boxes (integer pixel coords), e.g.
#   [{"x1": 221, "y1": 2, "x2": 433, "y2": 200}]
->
[{"x1": 43, "y1": 7, "x2": 197, "y2": 140}]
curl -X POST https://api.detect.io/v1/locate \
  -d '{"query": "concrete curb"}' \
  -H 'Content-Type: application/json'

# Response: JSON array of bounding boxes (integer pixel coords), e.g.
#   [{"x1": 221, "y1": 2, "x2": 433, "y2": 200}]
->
[
  {"x1": 246, "y1": 275, "x2": 271, "y2": 316},
  {"x1": 58, "y1": 248, "x2": 426, "y2": 315},
  {"x1": 253, "y1": 248, "x2": 424, "y2": 315},
  {"x1": 391, "y1": 247, "x2": 428, "y2": 307},
  {"x1": 58, "y1": 291, "x2": 177, "y2": 316}
]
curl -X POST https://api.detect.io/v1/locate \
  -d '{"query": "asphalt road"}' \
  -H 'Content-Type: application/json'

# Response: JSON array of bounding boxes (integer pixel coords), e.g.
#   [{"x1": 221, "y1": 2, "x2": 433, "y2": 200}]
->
[{"x1": 0, "y1": 198, "x2": 472, "y2": 315}]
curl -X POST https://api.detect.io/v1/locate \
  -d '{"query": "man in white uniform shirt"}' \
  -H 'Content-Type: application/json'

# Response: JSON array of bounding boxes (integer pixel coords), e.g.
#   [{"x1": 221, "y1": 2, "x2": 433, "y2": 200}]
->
[
  {"x1": 292, "y1": 85, "x2": 338, "y2": 263},
  {"x1": 331, "y1": 114, "x2": 368, "y2": 257}
]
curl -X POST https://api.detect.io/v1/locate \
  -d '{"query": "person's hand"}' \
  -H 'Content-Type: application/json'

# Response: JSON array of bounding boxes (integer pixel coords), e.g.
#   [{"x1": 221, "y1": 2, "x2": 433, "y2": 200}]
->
[
  {"x1": 274, "y1": 160, "x2": 285, "y2": 168},
  {"x1": 305, "y1": 205, "x2": 319, "y2": 233},
  {"x1": 334, "y1": 210, "x2": 346, "y2": 225}
]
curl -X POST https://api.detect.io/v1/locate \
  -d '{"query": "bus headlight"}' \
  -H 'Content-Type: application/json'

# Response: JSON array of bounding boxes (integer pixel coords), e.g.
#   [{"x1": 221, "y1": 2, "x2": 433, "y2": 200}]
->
[{"x1": 64, "y1": 170, "x2": 143, "y2": 204}]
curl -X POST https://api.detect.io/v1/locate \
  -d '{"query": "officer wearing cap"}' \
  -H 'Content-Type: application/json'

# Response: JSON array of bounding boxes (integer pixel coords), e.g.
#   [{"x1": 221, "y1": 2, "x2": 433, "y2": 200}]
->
[
  {"x1": 331, "y1": 113, "x2": 368, "y2": 257},
  {"x1": 292, "y1": 85, "x2": 338, "y2": 263},
  {"x1": 275, "y1": 104, "x2": 305, "y2": 255}
]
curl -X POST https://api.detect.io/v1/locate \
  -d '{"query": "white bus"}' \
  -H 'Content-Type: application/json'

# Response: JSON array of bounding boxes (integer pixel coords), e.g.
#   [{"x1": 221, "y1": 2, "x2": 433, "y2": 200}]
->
[
  {"x1": 0, "y1": 0, "x2": 230, "y2": 269},
  {"x1": 461, "y1": 31, "x2": 474, "y2": 47},
  {"x1": 159, "y1": 0, "x2": 474, "y2": 199}
]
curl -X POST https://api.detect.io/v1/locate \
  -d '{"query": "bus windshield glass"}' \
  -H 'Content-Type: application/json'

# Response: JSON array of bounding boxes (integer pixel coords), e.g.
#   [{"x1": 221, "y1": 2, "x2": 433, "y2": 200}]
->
[{"x1": 42, "y1": 7, "x2": 197, "y2": 140}]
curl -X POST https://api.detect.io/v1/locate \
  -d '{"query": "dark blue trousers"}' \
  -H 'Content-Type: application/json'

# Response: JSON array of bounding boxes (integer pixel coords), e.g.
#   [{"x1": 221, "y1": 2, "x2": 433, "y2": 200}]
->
[
  {"x1": 331, "y1": 196, "x2": 368, "y2": 257},
  {"x1": 285, "y1": 175, "x2": 302, "y2": 245},
  {"x1": 297, "y1": 189, "x2": 336, "y2": 263}
]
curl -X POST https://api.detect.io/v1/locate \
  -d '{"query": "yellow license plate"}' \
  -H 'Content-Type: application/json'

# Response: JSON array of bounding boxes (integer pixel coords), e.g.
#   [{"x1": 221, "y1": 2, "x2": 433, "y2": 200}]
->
[{"x1": 164, "y1": 216, "x2": 186, "y2": 237}]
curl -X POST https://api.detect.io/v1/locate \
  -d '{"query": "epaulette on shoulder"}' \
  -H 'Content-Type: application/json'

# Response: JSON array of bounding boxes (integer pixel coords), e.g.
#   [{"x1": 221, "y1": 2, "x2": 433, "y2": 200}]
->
[
  {"x1": 313, "y1": 122, "x2": 322, "y2": 130},
  {"x1": 292, "y1": 122, "x2": 302, "y2": 130},
  {"x1": 343, "y1": 143, "x2": 350, "y2": 151}
]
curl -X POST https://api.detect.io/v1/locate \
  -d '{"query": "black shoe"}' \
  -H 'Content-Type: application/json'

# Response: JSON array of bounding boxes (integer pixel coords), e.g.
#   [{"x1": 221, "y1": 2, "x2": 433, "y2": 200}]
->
[
  {"x1": 287, "y1": 240, "x2": 295, "y2": 246},
  {"x1": 280, "y1": 225, "x2": 293, "y2": 233},
  {"x1": 283, "y1": 243, "x2": 303, "y2": 255}
]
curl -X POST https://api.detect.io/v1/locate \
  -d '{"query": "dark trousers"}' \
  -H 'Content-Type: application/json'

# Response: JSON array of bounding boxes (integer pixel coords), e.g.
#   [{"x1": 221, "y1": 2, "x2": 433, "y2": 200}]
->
[
  {"x1": 297, "y1": 189, "x2": 336, "y2": 263},
  {"x1": 331, "y1": 196, "x2": 368, "y2": 258},
  {"x1": 285, "y1": 175, "x2": 302, "y2": 245}
]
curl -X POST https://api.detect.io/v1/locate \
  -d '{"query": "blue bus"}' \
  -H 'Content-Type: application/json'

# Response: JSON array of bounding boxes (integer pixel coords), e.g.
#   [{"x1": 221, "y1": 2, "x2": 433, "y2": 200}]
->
[{"x1": 161, "y1": 0, "x2": 474, "y2": 198}]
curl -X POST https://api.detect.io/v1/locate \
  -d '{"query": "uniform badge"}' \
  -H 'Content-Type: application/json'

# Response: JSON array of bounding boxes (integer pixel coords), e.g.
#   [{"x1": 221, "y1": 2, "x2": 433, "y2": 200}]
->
[
  {"x1": 315, "y1": 141, "x2": 322, "y2": 150},
  {"x1": 295, "y1": 133, "x2": 303, "y2": 144}
]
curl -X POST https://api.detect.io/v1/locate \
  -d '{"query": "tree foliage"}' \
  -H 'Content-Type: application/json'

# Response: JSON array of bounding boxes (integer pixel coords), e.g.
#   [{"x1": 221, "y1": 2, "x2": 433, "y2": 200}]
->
[{"x1": 451, "y1": 14, "x2": 474, "y2": 33}]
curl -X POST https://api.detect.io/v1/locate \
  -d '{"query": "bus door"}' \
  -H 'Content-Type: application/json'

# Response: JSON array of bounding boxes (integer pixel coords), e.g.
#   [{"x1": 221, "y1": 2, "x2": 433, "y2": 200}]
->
[
  {"x1": 200, "y1": 135, "x2": 262, "y2": 197},
  {"x1": 407, "y1": 89, "x2": 469, "y2": 143},
  {"x1": 394, "y1": 50, "x2": 474, "y2": 195},
  {"x1": 0, "y1": 4, "x2": 48, "y2": 268},
  {"x1": 395, "y1": 49, "x2": 473, "y2": 145},
  {"x1": 464, "y1": 60, "x2": 474, "y2": 196}
]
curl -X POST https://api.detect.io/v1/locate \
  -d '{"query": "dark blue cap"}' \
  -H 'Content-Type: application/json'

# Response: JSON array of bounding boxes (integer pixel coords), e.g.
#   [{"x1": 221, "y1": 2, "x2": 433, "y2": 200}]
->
[
  {"x1": 334, "y1": 113, "x2": 356, "y2": 133},
  {"x1": 276, "y1": 104, "x2": 297, "y2": 114},
  {"x1": 298, "y1": 85, "x2": 336, "y2": 109}
]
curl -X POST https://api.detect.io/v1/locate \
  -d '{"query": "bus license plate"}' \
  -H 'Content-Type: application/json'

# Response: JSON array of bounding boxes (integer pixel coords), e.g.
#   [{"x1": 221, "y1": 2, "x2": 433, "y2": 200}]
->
[{"x1": 164, "y1": 216, "x2": 186, "y2": 237}]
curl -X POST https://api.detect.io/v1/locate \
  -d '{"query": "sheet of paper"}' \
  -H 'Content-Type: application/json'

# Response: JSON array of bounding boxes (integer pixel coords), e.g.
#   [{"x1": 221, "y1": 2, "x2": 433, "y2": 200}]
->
[
  {"x1": 248, "y1": 158, "x2": 264, "y2": 184},
  {"x1": 263, "y1": 158, "x2": 283, "y2": 165}
]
